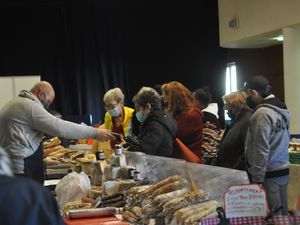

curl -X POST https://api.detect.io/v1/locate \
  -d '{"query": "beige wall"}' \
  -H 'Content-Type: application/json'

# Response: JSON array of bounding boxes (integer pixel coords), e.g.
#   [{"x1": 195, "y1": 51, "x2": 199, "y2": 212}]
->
[
  {"x1": 218, "y1": 0, "x2": 300, "y2": 48},
  {"x1": 283, "y1": 28, "x2": 300, "y2": 134}
]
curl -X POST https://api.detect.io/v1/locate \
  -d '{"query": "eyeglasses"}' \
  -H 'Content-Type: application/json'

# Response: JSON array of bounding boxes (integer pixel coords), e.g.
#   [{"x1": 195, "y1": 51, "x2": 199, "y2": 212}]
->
[{"x1": 104, "y1": 103, "x2": 119, "y2": 110}]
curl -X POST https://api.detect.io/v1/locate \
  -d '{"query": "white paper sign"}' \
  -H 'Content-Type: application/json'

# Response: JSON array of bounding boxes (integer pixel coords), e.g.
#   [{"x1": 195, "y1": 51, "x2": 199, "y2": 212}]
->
[{"x1": 224, "y1": 184, "x2": 268, "y2": 218}]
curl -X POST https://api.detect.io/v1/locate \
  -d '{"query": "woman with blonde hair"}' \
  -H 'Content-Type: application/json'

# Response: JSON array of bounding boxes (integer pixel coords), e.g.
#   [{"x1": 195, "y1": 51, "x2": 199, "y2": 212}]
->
[
  {"x1": 212, "y1": 91, "x2": 252, "y2": 170},
  {"x1": 102, "y1": 88, "x2": 134, "y2": 135},
  {"x1": 93, "y1": 88, "x2": 134, "y2": 150},
  {"x1": 162, "y1": 81, "x2": 203, "y2": 159}
]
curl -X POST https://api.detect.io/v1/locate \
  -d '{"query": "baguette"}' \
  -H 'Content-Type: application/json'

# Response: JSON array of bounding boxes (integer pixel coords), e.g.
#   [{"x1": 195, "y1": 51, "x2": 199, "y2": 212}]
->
[
  {"x1": 48, "y1": 148, "x2": 70, "y2": 157},
  {"x1": 43, "y1": 145, "x2": 64, "y2": 157},
  {"x1": 43, "y1": 137, "x2": 61, "y2": 148}
]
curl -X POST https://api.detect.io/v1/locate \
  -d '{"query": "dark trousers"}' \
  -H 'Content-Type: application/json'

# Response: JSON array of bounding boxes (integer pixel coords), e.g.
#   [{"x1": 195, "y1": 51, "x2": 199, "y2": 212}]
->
[{"x1": 19, "y1": 144, "x2": 45, "y2": 185}]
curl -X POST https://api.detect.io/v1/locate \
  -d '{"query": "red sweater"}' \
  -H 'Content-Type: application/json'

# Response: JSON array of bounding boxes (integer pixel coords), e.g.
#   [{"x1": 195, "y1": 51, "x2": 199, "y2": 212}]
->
[{"x1": 175, "y1": 108, "x2": 203, "y2": 157}]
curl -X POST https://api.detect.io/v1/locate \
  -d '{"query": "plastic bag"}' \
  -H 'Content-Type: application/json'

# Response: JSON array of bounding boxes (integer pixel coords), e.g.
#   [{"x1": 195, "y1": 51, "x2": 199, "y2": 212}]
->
[{"x1": 55, "y1": 172, "x2": 91, "y2": 208}]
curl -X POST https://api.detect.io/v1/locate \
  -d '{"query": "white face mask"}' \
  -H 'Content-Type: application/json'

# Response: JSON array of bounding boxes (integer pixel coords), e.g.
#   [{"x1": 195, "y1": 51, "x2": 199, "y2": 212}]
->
[{"x1": 108, "y1": 107, "x2": 121, "y2": 117}]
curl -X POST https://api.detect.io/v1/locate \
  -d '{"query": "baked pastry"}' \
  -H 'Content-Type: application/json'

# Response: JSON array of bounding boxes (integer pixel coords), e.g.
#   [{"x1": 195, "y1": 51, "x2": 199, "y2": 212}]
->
[
  {"x1": 43, "y1": 137, "x2": 61, "y2": 149},
  {"x1": 43, "y1": 145, "x2": 64, "y2": 157}
]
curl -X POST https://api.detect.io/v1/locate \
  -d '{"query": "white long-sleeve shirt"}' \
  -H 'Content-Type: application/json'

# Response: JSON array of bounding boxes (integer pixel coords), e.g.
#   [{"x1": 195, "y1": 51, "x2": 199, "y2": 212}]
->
[{"x1": 0, "y1": 90, "x2": 98, "y2": 173}]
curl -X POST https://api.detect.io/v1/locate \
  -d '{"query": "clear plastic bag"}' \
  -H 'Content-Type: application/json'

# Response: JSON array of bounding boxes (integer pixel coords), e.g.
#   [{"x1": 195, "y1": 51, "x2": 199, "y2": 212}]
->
[
  {"x1": 55, "y1": 171, "x2": 91, "y2": 208},
  {"x1": 128, "y1": 152, "x2": 249, "y2": 201}
]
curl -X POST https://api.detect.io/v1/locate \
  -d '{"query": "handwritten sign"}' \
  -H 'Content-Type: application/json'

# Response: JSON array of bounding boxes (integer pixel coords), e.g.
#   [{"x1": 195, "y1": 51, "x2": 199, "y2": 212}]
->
[{"x1": 224, "y1": 184, "x2": 268, "y2": 218}]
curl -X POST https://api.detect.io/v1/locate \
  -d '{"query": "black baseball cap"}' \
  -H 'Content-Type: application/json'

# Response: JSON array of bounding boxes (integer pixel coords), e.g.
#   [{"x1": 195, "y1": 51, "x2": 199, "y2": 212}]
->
[{"x1": 244, "y1": 75, "x2": 271, "y2": 91}]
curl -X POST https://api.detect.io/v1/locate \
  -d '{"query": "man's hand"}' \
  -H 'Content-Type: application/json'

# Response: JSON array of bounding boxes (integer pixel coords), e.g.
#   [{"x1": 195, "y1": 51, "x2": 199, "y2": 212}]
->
[{"x1": 95, "y1": 129, "x2": 115, "y2": 141}]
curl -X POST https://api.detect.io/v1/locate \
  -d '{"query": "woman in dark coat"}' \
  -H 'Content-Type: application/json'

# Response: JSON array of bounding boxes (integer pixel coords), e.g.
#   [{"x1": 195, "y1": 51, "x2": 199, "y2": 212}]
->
[
  {"x1": 128, "y1": 87, "x2": 177, "y2": 157},
  {"x1": 212, "y1": 91, "x2": 252, "y2": 170}
]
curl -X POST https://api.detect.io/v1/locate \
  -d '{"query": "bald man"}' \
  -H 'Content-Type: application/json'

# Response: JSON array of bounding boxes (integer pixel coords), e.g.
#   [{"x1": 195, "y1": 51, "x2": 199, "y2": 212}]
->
[{"x1": 0, "y1": 81, "x2": 114, "y2": 182}]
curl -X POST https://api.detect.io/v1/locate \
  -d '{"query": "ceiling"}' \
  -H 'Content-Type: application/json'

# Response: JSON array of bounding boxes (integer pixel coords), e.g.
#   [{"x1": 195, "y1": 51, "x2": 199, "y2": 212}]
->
[{"x1": 222, "y1": 25, "x2": 300, "y2": 49}]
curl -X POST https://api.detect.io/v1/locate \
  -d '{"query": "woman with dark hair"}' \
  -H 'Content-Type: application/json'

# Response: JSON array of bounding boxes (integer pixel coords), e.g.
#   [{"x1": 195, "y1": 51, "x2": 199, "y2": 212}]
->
[
  {"x1": 193, "y1": 87, "x2": 221, "y2": 164},
  {"x1": 128, "y1": 87, "x2": 177, "y2": 157},
  {"x1": 162, "y1": 81, "x2": 203, "y2": 159},
  {"x1": 131, "y1": 84, "x2": 164, "y2": 137},
  {"x1": 212, "y1": 91, "x2": 252, "y2": 170}
]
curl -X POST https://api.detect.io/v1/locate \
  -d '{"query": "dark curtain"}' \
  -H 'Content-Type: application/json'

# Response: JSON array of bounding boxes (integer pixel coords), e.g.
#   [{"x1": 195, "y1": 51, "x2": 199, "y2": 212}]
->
[
  {"x1": 61, "y1": 0, "x2": 129, "y2": 123},
  {"x1": 123, "y1": 0, "x2": 228, "y2": 126},
  {"x1": 0, "y1": 0, "x2": 227, "y2": 125},
  {"x1": 0, "y1": 0, "x2": 129, "y2": 123}
]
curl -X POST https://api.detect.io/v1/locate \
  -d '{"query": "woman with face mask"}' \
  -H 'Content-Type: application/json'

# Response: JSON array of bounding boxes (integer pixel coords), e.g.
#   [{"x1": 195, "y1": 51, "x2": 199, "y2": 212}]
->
[
  {"x1": 127, "y1": 87, "x2": 177, "y2": 157},
  {"x1": 212, "y1": 91, "x2": 252, "y2": 170},
  {"x1": 92, "y1": 88, "x2": 134, "y2": 150}
]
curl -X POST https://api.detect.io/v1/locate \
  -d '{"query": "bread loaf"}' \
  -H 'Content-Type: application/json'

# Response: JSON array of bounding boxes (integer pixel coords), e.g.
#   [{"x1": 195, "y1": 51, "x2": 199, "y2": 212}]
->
[
  {"x1": 43, "y1": 145, "x2": 64, "y2": 157},
  {"x1": 43, "y1": 137, "x2": 61, "y2": 149}
]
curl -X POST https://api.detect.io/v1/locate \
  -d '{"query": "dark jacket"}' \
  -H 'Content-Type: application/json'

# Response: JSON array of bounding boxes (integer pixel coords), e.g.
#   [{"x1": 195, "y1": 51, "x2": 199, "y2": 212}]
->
[
  {"x1": 0, "y1": 175, "x2": 65, "y2": 225},
  {"x1": 129, "y1": 110, "x2": 177, "y2": 157},
  {"x1": 213, "y1": 110, "x2": 252, "y2": 170}
]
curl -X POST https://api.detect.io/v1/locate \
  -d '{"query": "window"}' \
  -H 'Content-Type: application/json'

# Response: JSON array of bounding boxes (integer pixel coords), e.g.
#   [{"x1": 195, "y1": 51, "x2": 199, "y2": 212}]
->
[
  {"x1": 225, "y1": 63, "x2": 237, "y2": 94},
  {"x1": 225, "y1": 63, "x2": 237, "y2": 121}
]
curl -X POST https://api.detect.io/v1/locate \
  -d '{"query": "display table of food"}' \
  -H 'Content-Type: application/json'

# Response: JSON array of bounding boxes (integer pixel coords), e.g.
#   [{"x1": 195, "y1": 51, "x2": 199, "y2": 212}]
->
[{"x1": 52, "y1": 148, "x2": 250, "y2": 224}]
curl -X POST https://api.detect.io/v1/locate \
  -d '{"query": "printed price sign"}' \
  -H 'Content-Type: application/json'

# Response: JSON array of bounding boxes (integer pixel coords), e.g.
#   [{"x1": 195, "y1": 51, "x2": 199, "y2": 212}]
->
[{"x1": 224, "y1": 184, "x2": 268, "y2": 218}]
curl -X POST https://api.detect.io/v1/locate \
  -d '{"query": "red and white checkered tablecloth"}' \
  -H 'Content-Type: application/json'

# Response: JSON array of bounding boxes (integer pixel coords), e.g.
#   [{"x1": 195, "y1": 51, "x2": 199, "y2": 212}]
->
[{"x1": 201, "y1": 215, "x2": 300, "y2": 225}]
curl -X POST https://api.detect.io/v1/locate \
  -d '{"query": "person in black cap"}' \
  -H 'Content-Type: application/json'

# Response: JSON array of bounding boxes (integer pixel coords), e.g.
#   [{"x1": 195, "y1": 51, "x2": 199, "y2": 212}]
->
[{"x1": 244, "y1": 75, "x2": 291, "y2": 215}]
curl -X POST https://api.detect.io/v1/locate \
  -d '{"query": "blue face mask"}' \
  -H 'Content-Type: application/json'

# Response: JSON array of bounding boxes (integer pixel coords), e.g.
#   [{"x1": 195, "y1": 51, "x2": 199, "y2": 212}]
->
[
  {"x1": 108, "y1": 107, "x2": 121, "y2": 117},
  {"x1": 135, "y1": 111, "x2": 146, "y2": 123}
]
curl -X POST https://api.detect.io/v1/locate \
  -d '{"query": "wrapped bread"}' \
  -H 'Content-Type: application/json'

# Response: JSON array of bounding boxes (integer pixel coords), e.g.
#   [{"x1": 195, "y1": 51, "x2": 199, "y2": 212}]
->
[
  {"x1": 43, "y1": 137, "x2": 61, "y2": 149},
  {"x1": 87, "y1": 186, "x2": 102, "y2": 199},
  {"x1": 69, "y1": 151, "x2": 85, "y2": 161},
  {"x1": 172, "y1": 200, "x2": 218, "y2": 224},
  {"x1": 43, "y1": 145, "x2": 65, "y2": 157},
  {"x1": 63, "y1": 200, "x2": 92, "y2": 212},
  {"x1": 122, "y1": 210, "x2": 139, "y2": 223},
  {"x1": 49, "y1": 148, "x2": 70, "y2": 157},
  {"x1": 76, "y1": 157, "x2": 93, "y2": 164},
  {"x1": 44, "y1": 157, "x2": 59, "y2": 166},
  {"x1": 103, "y1": 181, "x2": 120, "y2": 196},
  {"x1": 141, "y1": 175, "x2": 183, "y2": 197}
]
